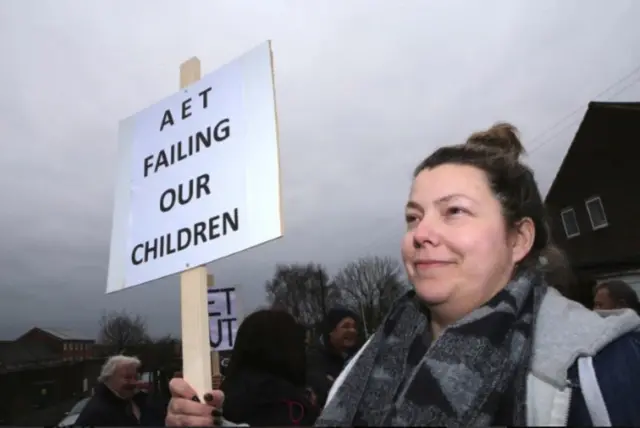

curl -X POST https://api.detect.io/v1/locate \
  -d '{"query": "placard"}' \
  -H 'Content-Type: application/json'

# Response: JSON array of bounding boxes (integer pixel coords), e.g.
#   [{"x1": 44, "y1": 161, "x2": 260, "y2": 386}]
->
[
  {"x1": 107, "y1": 41, "x2": 282, "y2": 292},
  {"x1": 208, "y1": 287, "x2": 240, "y2": 351}
]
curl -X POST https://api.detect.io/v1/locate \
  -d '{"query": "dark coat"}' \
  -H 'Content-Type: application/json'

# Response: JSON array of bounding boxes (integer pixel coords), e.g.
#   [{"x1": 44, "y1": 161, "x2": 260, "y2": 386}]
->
[
  {"x1": 305, "y1": 340, "x2": 352, "y2": 409},
  {"x1": 221, "y1": 368, "x2": 319, "y2": 426},
  {"x1": 75, "y1": 383, "x2": 165, "y2": 426},
  {"x1": 568, "y1": 331, "x2": 640, "y2": 425}
]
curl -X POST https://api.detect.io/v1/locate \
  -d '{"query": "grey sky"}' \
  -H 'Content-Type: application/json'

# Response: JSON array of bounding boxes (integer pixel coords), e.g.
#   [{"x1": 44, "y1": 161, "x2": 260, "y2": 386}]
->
[{"x1": 1, "y1": 0, "x2": 639, "y2": 340}]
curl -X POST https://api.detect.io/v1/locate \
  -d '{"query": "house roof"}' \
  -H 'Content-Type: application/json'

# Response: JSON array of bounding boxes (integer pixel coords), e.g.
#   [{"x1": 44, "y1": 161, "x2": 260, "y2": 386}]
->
[
  {"x1": 545, "y1": 101, "x2": 640, "y2": 202},
  {"x1": 19, "y1": 327, "x2": 95, "y2": 342}
]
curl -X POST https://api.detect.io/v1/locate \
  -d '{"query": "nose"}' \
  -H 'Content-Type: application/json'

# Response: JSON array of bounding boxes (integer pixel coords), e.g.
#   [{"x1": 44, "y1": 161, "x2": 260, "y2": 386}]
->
[{"x1": 412, "y1": 214, "x2": 441, "y2": 248}]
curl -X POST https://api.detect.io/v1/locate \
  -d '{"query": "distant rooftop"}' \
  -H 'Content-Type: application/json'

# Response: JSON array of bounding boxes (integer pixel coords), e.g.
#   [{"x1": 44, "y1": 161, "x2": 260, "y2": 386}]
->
[{"x1": 25, "y1": 327, "x2": 95, "y2": 342}]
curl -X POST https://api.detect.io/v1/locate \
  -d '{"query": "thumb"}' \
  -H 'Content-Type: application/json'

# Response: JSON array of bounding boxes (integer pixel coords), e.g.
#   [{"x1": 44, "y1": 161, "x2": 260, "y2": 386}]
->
[{"x1": 168, "y1": 377, "x2": 197, "y2": 400}]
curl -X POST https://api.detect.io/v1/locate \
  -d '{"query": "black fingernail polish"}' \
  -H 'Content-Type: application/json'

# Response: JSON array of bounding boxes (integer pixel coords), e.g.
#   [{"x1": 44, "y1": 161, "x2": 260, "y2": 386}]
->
[
  {"x1": 191, "y1": 395, "x2": 201, "y2": 402},
  {"x1": 211, "y1": 408, "x2": 223, "y2": 417},
  {"x1": 204, "y1": 393, "x2": 213, "y2": 402}
]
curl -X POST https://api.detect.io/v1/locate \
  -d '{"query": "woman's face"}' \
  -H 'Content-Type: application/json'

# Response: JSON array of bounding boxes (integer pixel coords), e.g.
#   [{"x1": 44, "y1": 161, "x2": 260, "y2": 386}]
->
[{"x1": 402, "y1": 164, "x2": 533, "y2": 315}]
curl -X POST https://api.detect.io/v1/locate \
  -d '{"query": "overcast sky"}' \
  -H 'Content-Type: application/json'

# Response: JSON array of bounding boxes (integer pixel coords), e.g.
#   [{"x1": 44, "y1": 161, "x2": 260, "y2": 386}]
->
[{"x1": 1, "y1": 0, "x2": 639, "y2": 340}]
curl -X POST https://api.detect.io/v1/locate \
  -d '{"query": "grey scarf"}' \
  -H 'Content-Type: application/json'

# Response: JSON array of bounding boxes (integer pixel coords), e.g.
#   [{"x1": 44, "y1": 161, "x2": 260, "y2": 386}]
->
[{"x1": 315, "y1": 270, "x2": 546, "y2": 427}]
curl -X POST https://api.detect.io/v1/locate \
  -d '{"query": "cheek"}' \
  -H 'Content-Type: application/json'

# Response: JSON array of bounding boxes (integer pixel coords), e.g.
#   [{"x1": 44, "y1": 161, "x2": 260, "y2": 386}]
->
[
  {"x1": 458, "y1": 225, "x2": 509, "y2": 273},
  {"x1": 401, "y1": 233, "x2": 414, "y2": 264}
]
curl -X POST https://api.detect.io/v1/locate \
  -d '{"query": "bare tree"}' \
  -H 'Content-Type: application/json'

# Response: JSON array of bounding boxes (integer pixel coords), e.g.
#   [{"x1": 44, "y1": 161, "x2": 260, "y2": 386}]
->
[
  {"x1": 332, "y1": 256, "x2": 408, "y2": 335},
  {"x1": 98, "y1": 310, "x2": 150, "y2": 353},
  {"x1": 265, "y1": 263, "x2": 339, "y2": 327}
]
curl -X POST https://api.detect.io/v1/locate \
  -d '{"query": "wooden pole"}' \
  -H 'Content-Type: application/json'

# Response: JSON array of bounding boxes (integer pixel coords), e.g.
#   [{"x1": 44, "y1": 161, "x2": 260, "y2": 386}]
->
[
  {"x1": 211, "y1": 349, "x2": 221, "y2": 376},
  {"x1": 179, "y1": 57, "x2": 212, "y2": 400}
]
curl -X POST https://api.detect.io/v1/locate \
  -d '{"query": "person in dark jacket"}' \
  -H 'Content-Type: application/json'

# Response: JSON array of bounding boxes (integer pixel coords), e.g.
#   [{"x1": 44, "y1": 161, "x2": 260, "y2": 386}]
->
[
  {"x1": 594, "y1": 279, "x2": 640, "y2": 314},
  {"x1": 219, "y1": 309, "x2": 319, "y2": 426},
  {"x1": 306, "y1": 307, "x2": 359, "y2": 408},
  {"x1": 76, "y1": 355, "x2": 165, "y2": 426}
]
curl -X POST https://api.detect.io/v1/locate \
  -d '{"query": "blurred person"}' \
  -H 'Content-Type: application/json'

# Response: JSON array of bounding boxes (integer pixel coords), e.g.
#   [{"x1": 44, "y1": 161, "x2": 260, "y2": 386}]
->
[
  {"x1": 168, "y1": 309, "x2": 318, "y2": 426},
  {"x1": 594, "y1": 279, "x2": 640, "y2": 314},
  {"x1": 76, "y1": 355, "x2": 165, "y2": 426},
  {"x1": 165, "y1": 123, "x2": 640, "y2": 426},
  {"x1": 306, "y1": 308, "x2": 360, "y2": 408}
]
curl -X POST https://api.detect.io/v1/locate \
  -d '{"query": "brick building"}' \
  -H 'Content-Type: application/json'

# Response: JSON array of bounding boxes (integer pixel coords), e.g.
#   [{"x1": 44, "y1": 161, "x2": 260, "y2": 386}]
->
[
  {"x1": 545, "y1": 101, "x2": 640, "y2": 295},
  {"x1": 15, "y1": 328, "x2": 95, "y2": 361}
]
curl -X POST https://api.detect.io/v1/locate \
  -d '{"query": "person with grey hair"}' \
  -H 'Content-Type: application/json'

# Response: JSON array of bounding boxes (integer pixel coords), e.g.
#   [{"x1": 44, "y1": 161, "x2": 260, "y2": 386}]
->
[{"x1": 75, "y1": 355, "x2": 165, "y2": 426}]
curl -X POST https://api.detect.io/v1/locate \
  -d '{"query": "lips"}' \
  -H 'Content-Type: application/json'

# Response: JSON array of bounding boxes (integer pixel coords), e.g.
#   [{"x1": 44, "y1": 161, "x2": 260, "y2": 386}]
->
[{"x1": 414, "y1": 260, "x2": 453, "y2": 271}]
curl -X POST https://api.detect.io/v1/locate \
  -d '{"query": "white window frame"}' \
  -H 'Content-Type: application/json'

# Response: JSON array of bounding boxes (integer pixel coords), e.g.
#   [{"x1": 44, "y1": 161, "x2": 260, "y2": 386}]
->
[
  {"x1": 560, "y1": 207, "x2": 580, "y2": 238},
  {"x1": 585, "y1": 196, "x2": 608, "y2": 230}
]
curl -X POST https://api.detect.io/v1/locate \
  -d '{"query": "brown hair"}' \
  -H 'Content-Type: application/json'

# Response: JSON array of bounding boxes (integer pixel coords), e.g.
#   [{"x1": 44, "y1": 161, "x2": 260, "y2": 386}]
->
[
  {"x1": 413, "y1": 122, "x2": 568, "y2": 283},
  {"x1": 225, "y1": 309, "x2": 307, "y2": 387}
]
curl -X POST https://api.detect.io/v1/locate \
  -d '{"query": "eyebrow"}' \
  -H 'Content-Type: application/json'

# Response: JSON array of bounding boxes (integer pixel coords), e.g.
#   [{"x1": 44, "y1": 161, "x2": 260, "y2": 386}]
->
[{"x1": 405, "y1": 193, "x2": 475, "y2": 211}]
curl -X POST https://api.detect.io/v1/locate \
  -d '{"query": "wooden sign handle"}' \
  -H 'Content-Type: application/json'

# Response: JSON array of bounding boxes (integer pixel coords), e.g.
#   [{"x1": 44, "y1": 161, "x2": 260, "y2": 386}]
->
[{"x1": 179, "y1": 56, "x2": 212, "y2": 400}]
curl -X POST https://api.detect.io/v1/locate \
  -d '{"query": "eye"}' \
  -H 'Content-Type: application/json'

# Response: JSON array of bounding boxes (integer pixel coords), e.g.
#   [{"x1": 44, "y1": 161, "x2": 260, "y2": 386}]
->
[
  {"x1": 445, "y1": 206, "x2": 469, "y2": 217},
  {"x1": 405, "y1": 213, "x2": 419, "y2": 225}
]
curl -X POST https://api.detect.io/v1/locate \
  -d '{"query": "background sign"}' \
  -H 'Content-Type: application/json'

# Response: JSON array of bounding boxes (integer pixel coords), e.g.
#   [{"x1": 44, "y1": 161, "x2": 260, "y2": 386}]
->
[
  {"x1": 208, "y1": 287, "x2": 240, "y2": 351},
  {"x1": 107, "y1": 41, "x2": 282, "y2": 293}
]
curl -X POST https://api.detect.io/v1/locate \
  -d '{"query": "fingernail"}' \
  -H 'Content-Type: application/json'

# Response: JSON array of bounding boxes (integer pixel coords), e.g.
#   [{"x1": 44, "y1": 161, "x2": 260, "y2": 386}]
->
[
  {"x1": 191, "y1": 395, "x2": 201, "y2": 402},
  {"x1": 204, "y1": 393, "x2": 213, "y2": 402}
]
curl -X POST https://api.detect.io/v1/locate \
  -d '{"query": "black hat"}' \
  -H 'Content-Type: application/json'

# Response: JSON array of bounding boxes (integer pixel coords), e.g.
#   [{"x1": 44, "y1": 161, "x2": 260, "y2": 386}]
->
[{"x1": 323, "y1": 307, "x2": 359, "y2": 336}]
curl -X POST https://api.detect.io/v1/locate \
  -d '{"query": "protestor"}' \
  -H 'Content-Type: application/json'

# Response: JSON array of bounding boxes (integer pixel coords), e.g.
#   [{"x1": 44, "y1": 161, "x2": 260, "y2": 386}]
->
[
  {"x1": 166, "y1": 309, "x2": 318, "y2": 427},
  {"x1": 315, "y1": 123, "x2": 640, "y2": 426},
  {"x1": 76, "y1": 355, "x2": 165, "y2": 426},
  {"x1": 306, "y1": 307, "x2": 360, "y2": 408},
  {"x1": 164, "y1": 122, "x2": 640, "y2": 426},
  {"x1": 594, "y1": 279, "x2": 640, "y2": 315}
]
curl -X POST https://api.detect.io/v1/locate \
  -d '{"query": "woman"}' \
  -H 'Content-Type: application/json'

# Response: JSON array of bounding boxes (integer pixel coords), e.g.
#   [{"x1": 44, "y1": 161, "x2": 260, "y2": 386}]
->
[{"x1": 166, "y1": 123, "x2": 640, "y2": 426}]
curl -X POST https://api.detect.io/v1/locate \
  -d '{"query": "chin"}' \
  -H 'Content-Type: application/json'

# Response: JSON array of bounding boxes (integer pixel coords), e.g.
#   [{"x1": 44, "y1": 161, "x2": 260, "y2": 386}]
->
[{"x1": 413, "y1": 281, "x2": 453, "y2": 305}]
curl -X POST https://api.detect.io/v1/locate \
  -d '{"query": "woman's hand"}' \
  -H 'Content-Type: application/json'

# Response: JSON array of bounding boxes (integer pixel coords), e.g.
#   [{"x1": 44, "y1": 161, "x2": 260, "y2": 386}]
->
[{"x1": 165, "y1": 377, "x2": 224, "y2": 427}]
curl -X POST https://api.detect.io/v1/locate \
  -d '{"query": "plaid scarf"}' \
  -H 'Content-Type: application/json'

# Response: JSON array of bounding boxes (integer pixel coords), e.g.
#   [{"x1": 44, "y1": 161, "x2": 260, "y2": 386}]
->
[{"x1": 315, "y1": 270, "x2": 546, "y2": 427}]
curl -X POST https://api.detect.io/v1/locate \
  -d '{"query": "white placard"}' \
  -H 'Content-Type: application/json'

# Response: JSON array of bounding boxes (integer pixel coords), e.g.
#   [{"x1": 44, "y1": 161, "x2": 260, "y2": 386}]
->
[
  {"x1": 208, "y1": 287, "x2": 240, "y2": 351},
  {"x1": 106, "y1": 41, "x2": 282, "y2": 292}
]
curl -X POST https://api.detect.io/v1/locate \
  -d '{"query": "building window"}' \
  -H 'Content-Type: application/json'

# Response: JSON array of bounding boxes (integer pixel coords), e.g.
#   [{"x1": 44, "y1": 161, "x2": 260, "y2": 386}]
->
[
  {"x1": 560, "y1": 207, "x2": 580, "y2": 238},
  {"x1": 585, "y1": 196, "x2": 608, "y2": 230}
]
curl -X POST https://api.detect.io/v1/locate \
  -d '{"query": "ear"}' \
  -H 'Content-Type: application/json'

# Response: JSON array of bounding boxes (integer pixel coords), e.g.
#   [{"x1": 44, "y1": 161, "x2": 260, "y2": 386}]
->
[{"x1": 511, "y1": 217, "x2": 535, "y2": 264}]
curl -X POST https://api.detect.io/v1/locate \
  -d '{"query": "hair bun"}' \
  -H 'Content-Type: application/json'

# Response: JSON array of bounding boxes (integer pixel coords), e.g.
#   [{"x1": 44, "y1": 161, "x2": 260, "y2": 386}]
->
[{"x1": 466, "y1": 122, "x2": 525, "y2": 160}]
